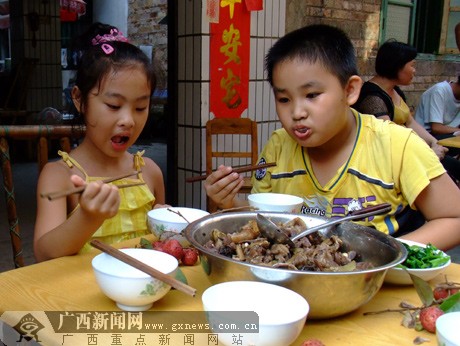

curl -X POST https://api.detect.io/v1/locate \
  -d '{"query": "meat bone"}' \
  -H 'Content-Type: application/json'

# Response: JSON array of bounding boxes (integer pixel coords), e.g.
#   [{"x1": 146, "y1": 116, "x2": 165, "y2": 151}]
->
[{"x1": 256, "y1": 203, "x2": 392, "y2": 248}]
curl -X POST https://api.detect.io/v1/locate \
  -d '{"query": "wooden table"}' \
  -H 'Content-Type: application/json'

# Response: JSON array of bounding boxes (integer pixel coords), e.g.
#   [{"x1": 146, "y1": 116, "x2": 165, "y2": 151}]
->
[
  {"x1": 0, "y1": 235, "x2": 457, "y2": 345},
  {"x1": 438, "y1": 136, "x2": 460, "y2": 149}
]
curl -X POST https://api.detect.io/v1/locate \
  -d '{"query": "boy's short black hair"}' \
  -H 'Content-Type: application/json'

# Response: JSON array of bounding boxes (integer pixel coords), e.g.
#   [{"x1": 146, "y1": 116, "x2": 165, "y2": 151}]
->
[
  {"x1": 375, "y1": 39, "x2": 417, "y2": 79},
  {"x1": 265, "y1": 24, "x2": 358, "y2": 87}
]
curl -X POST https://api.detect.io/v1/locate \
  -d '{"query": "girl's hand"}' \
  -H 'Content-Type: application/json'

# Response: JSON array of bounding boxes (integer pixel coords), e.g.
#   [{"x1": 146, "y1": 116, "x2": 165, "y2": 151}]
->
[
  {"x1": 70, "y1": 175, "x2": 120, "y2": 220},
  {"x1": 204, "y1": 165, "x2": 244, "y2": 210}
]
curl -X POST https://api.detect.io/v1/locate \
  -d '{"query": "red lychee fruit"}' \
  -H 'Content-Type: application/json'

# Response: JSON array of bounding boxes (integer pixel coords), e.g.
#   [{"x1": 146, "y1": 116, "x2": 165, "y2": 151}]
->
[
  {"x1": 182, "y1": 248, "x2": 199, "y2": 266},
  {"x1": 419, "y1": 306, "x2": 444, "y2": 333},
  {"x1": 162, "y1": 239, "x2": 184, "y2": 260}
]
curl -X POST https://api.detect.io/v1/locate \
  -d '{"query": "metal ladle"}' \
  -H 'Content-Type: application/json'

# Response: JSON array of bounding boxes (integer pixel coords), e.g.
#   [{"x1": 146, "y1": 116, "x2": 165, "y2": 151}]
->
[{"x1": 256, "y1": 203, "x2": 392, "y2": 247}]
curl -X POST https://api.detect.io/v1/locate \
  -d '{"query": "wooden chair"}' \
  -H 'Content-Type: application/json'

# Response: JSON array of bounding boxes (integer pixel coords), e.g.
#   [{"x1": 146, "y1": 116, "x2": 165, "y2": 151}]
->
[
  {"x1": 0, "y1": 58, "x2": 39, "y2": 125},
  {"x1": 0, "y1": 125, "x2": 86, "y2": 268},
  {"x1": 205, "y1": 117, "x2": 258, "y2": 212}
]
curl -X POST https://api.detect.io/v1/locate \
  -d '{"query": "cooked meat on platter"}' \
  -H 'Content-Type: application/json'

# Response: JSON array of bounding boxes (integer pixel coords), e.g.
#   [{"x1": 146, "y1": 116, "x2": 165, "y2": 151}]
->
[{"x1": 203, "y1": 217, "x2": 373, "y2": 272}]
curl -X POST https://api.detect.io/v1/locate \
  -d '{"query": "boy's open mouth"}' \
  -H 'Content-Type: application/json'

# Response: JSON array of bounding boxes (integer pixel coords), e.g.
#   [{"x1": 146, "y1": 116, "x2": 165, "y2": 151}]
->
[{"x1": 293, "y1": 126, "x2": 311, "y2": 139}]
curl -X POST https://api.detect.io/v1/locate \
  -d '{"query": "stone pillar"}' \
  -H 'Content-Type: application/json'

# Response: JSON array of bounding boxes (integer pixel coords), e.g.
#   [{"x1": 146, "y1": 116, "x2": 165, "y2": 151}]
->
[{"x1": 93, "y1": 0, "x2": 128, "y2": 35}]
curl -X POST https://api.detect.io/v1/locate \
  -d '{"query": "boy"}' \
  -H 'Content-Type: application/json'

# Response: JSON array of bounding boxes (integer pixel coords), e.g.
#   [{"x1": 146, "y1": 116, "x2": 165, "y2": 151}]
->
[{"x1": 204, "y1": 24, "x2": 460, "y2": 251}]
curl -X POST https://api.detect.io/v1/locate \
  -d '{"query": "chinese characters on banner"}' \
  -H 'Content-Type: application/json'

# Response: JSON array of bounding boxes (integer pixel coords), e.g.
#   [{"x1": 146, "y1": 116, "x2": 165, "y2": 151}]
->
[{"x1": 209, "y1": 0, "x2": 251, "y2": 118}]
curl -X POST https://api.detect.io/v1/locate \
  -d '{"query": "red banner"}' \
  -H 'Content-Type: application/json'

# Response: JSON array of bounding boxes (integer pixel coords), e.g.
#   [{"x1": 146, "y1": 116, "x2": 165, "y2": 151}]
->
[
  {"x1": 245, "y1": 0, "x2": 263, "y2": 11},
  {"x1": 210, "y1": 1, "x2": 250, "y2": 118}
]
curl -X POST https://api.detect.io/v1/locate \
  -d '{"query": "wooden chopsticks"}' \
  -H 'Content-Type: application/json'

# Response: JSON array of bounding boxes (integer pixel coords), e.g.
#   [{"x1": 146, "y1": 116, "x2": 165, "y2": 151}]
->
[
  {"x1": 41, "y1": 171, "x2": 141, "y2": 201},
  {"x1": 90, "y1": 240, "x2": 196, "y2": 297},
  {"x1": 186, "y1": 162, "x2": 276, "y2": 183}
]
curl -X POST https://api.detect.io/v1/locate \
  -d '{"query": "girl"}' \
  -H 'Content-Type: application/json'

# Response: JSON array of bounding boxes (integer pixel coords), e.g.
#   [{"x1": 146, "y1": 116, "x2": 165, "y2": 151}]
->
[{"x1": 34, "y1": 24, "x2": 166, "y2": 261}]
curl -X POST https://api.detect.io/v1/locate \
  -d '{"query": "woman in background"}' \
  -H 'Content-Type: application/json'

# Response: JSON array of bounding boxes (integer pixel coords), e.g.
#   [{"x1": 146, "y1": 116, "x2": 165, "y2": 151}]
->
[{"x1": 352, "y1": 40, "x2": 460, "y2": 182}]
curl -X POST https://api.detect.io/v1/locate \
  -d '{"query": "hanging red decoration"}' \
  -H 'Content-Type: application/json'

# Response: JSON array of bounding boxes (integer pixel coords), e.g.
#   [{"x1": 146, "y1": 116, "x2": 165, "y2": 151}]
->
[
  {"x1": 210, "y1": 1, "x2": 250, "y2": 118},
  {"x1": 60, "y1": 0, "x2": 86, "y2": 16}
]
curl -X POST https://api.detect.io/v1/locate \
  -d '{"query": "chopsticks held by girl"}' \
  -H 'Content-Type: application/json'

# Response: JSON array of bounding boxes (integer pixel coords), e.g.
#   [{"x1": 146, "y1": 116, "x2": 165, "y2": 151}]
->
[{"x1": 34, "y1": 22, "x2": 167, "y2": 262}]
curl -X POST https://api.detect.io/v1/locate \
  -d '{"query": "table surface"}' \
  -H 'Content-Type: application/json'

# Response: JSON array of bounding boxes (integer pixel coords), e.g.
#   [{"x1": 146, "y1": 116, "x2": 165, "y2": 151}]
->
[
  {"x1": 0, "y1": 235, "x2": 457, "y2": 345},
  {"x1": 438, "y1": 135, "x2": 460, "y2": 148}
]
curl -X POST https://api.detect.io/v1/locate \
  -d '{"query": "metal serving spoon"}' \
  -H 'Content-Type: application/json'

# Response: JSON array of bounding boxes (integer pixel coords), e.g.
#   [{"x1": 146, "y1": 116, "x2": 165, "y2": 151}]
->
[{"x1": 256, "y1": 203, "x2": 392, "y2": 247}]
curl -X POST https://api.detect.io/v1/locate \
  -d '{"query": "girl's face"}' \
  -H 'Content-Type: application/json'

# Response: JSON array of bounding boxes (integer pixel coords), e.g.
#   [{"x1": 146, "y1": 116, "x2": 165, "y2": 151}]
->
[
  {"x1": 272, "y1": 58, "x2": 360, "y2": 149},
  {"x1": 398, "y1": 59, "x2": 416, "y2": 85},
  {"x1": 75, "y1": 66, "x2": 151, "y2": 156}
]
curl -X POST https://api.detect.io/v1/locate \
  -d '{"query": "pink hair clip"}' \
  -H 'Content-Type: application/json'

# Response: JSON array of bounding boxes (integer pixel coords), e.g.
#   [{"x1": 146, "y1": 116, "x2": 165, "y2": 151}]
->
[
  {"x1": 101, "y1": 43, "x2": 114, "y2": 55},
  {"x1": 91, "y1": 28, "x2": 129, "y2": 47}
]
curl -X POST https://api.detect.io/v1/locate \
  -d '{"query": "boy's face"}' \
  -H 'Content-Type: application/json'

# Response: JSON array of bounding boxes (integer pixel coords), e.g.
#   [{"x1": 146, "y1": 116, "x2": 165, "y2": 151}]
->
[{"x1": 272, "y1": 58, "x2": 360, "y2": 149}]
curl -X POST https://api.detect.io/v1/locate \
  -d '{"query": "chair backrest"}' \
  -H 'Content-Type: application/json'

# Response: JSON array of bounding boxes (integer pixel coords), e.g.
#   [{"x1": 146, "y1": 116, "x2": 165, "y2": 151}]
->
[
  {"x1": 205, "y1": 117, "x2": 258, "y2": 211},
  {"x1": 0, "y1": 125, "x2": 86, "y2": 268}
]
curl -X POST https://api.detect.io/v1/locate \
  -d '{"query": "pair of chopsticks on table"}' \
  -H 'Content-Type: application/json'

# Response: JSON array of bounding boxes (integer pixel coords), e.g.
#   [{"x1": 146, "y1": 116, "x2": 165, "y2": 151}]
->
[
  {"x1": 90, "y1": 239, "x2": 196, "y2": 297},
  {"x1": 185, "y1": 162, "x2": 276, "y2": 183},
  {"x1": 41, "y1": 171, "x2": 144, "y2": 201}
]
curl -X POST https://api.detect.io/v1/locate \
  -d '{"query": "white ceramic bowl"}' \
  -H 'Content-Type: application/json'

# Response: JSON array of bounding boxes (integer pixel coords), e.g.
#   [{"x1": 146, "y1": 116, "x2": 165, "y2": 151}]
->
[
  {"x1": 384, "y1": 239, "x2": 451, "y2": 285},
  {"x1": 147, "y1": 207, "x2": 209, "y2": 237},
  {"x1": 248, "y1": 193, "x2": 303, "y2": 213},
  {"x1": 436, "y1": 312, "x2": 460, "y2": 346},
  {"x1": 92, "y1": 248, "x2": 178, "y2": 311},
  {"x1": 202, "y1": 281, "x2": 309, "y2": 346}
]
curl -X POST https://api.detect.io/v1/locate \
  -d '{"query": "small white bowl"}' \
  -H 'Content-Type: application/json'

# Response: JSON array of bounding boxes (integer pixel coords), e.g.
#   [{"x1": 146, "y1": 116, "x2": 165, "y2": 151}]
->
[
  {"x1": 148, "y1": 207, "x2": 209, "y2": 237},
  {"x1": 92, "y1": 248, "x2": 178, "y2": 311},
  {"x1": 384, "y1": 239, "x2": 451, "y2": 285},
  {"x1": 202, "y1": 281, "x2": 309, "y2": 346},
  {"x1": 436, "y1": 312, "x2": 460, "y2": 346},
  {"x1": 248, "y1": 193, "x2": 303, "y2": 213}
]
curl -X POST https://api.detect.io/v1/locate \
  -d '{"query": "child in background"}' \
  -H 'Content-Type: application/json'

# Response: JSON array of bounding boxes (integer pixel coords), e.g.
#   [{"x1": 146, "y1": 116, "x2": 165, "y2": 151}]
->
[
  {"x1": 204, "y1": 24, "x2": 460, "y2": 251},
  {"x1": 34, "y1": 23, "x2": 166, "y2": 261}
]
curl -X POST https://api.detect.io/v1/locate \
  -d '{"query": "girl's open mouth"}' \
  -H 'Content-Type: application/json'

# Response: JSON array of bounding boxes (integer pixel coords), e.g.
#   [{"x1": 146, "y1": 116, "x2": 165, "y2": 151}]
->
[{"x1": 111, "y1": 135, "x2": 130, "y2": 150}]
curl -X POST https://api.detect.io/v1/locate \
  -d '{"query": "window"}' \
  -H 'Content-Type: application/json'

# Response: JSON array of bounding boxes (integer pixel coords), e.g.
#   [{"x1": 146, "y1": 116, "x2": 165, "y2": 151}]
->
[{"x1": 380, "y1": 0, "x2": 457, "y2": 54}]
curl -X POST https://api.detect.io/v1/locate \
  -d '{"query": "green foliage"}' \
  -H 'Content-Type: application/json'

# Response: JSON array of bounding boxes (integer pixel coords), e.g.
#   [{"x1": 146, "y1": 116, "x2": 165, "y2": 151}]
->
[
  {"x1": 139, "y1": 237, "x2": 153, "y2": 249},
  {"x1": 409, "y1": 272, "x2": 434, "y2": 306},
  {"x1": 440, "y1": 292, "x2": 460, "y2": 313},
  {"x1": 174, "y1": 267, "x2": 188, "y2": 285},
  {"x1": 400, "y1": 243, "x2": 450, "y2": 269}
]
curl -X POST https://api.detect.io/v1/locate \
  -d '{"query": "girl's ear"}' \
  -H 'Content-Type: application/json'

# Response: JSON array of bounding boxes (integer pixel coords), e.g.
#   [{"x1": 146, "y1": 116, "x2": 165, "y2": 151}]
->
[
  {"x1": 71, "y1": 86, "x2": 82, "y2": 113},
  {"x1": 345, "y1": 75, "x2": 363, "y2": 105}
]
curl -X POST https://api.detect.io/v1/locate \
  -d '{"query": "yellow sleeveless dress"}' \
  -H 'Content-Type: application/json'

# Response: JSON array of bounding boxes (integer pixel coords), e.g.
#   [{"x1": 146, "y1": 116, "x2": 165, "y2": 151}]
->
[{"x1": 58, "y1": 150, "x2": 155, "y2": 252}]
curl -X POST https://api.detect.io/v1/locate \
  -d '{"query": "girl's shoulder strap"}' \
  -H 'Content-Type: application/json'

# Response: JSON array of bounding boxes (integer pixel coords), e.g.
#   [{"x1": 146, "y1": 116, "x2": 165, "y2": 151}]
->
[
  {"x1": 58, "y1": 150, "x2": 89, "y2": 179},
  {"x1": 133, "y1": 150, "x2": 146, "y2": 180}
]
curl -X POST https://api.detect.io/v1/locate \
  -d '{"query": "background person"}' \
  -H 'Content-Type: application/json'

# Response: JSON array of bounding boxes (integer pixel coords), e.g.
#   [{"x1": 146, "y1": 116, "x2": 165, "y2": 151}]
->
[
  {"x1": 414, "y1": 77, "x2": 460, "y2": 139},
  {"x1": 204, "y1": 24, "x2": 460, "y2": 251},
  {"x1": 353, "y1": 40, "x2": 460, "y2": 181}
]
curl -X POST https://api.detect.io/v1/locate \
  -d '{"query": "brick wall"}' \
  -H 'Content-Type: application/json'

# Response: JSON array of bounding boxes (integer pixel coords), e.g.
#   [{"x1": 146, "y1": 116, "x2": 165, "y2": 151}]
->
[
  {"x1": 127, "y1": 0, "x2": 168, "y2": 88},
  {"x1": 285, "y1": 0, "x2": 459, "y2": 109}
]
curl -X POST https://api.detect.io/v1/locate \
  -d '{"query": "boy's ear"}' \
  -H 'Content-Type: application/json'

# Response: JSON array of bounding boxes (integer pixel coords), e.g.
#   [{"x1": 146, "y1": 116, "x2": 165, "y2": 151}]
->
[
  {"x1": 71, "y1": 86, "x2": 82, "y2": 113},
  {"x1": 345, "y1": 75, "x2": 363, "y2": 105}
]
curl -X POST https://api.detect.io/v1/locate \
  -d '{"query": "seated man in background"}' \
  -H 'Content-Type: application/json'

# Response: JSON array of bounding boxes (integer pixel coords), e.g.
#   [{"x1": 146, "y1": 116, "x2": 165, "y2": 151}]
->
[
  {"x1": 414, "y1": 77, "x2": 460, "y2": 182},
  {"x1": 414, "y1": 76, "x2": 460, "y2": 140}
]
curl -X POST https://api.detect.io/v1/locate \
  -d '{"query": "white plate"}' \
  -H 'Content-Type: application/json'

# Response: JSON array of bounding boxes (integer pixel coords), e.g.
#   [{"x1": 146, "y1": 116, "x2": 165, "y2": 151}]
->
[{"x1": 384, "y1": 239, "x2": 451, "y2": 285}]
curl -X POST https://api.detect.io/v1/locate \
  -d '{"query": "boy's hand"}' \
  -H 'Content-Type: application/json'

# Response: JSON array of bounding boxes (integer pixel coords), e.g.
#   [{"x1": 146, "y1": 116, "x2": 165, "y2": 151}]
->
[
  {"x1": 204, "y1": 165, "x2": 244, "y2": 210},
  {"x1": 70, "y1": 174, "x2": 120, "y2": 220}
]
